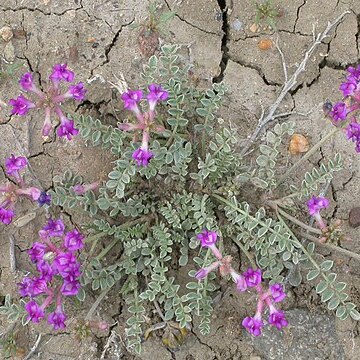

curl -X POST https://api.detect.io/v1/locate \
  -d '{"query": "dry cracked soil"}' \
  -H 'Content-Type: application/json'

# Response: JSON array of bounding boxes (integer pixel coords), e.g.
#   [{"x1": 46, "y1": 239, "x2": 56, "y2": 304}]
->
[{"x1": 0, "y1": 0, "x2": 360, "y2": 359}]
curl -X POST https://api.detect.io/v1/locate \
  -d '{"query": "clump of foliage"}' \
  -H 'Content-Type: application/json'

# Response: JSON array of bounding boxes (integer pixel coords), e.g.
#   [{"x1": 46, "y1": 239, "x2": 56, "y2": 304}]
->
[
  {"x1": 253, "y1": 0, "x2": 280, "y2": 29},
  {"x1": 1, "y1": 43, "x2": 360, "y2": 357}
]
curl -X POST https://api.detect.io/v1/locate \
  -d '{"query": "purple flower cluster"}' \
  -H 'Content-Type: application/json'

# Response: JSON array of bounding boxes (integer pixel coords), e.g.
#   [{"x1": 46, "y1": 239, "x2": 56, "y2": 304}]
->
[
  {"x1": 307, "y1": 196, "x2": 329, "y2": 230},
  {"x1": 327, "y1": 64, "x2": 360, "y2": 153},
  {"x1": 9, "y1": 64, "x2": 86, "y2": 141},
  {"x1": 195, "y1": 230, "x2": 288, "y2": 336},
  {"x1": 0, "y1": 155, "x2": 50, "y2": 225},
  {"x1": 19, "y1": 218, "x2": 84, "y2": 329},
  {"x1": 118, "y1": 84, "x2": 169, "y2": 167}
]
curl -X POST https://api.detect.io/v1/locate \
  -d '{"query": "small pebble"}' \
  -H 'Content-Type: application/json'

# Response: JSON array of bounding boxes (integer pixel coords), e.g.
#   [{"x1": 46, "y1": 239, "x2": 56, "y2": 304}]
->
[
  {"x1": 249, "y1": 23, "x2": 259, "y2": 33},
  {"x1": 232, "y1": 19, "x2": 243, "y2": 31},
  {"x1": 0, "y1": 26, "x2": 13, "y2": 42},
  {"x1": 349, "y1": 207, "x2": 360, "y2": 228},
  {"x1": 258, "y1": 38, "x2": 273, "y2": 50}
]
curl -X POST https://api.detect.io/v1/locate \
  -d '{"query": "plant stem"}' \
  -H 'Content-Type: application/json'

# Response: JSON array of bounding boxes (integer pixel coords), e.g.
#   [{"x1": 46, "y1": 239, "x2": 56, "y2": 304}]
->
[
  {"x1": 85, "y1": 287, "x2": 111, "y2": 320},
  {"x1": 85, "y1": 232, "x2": 107, "y2": 243},
  {"x1": 95, "y1": 216, "x2": 152, "y2": 260},
  {"x1": 277, "y1": 127, "x2": 339, "y2": 186},
  {"x1": 267, "y1": 201, "x2": 322, "y2": 235},
  {"x1": 297, "y1": 230, "x2": 360, "y2": 262}
]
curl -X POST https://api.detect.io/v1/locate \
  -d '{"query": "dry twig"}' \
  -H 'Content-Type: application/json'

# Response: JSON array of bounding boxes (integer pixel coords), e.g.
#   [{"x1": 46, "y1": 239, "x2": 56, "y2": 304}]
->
[{"x1": 240, "y1": 11, "x2": 350, "y2": 156}]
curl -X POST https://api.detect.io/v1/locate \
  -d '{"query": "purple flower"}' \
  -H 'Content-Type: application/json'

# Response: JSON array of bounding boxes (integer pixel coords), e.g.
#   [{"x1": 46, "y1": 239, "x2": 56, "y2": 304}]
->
[
  {"x1": 0, "y1": 208, "x2": 15, "y2": 224},
  {"x1": 64, "y1": 229, "x2": 85, "y2": 251},
  {"x1": 132, "y1": 147, "x2": 154, "y2": 167},
  {"x1": 48, "y1": 307, "x2": 67, "y2": 330},
  {"x1": 18, "y1": 277, "x2": 33, "y2": 297},
  {"x1": 231, "y1": 271, "x2": 248, "y2": 292},
  {"x1": 197, "y1": 229, "x2": 218, "y2": 248},
  {"x1": 16, "y1": 187, "x2": 41, "y2": 201},
  {"x1": 27, "y1": 242, "x2": 46, "y2": 263},
  {"x1": 242, "y1": 316, "x2": 264, "y2": 336},
  {"x1": 243, "y1": 268, "x2": 262, "y2": 287},
  {"x1": 67, "y1": 82, "x2": 87, "y2": 101},
  {"x1": 306, "y1": 196, "x2": 329, "y2": 216},
  {"x1": 329, "y1": 102, "x2": 348, "y2": 121},
  {"x1": 57, "y1": 118, "x2": 79, "y2": 140},
  {"x1": 72, "y1": 182, "x2": 99, "y2": 195},
  {"x1": 270, "y1": 283, "x2": 286, "y2": 303},
  {"x1": 9, "y1": 95, "x2": 36, "y2": 116},
  {"x1": 19, "y1": 72, "x2": 35, "y2": 91},
  {"x1": 40, "y1": 218, "x2": 65, "y2": 238},
  {"x1": 346, "y1": 122, "x2": 360, "y2": 142},
  {"x1": 347, "y1": 65, "x2": 360, "y2": 83},
  {"x1": 5, "y1": 154, "x2": 27, "y2": 178},
  {"x1": 147, "y1": 84, "x2": 169, "y2": 110},
  {"x1": 37, "y1": 261, "x2": 55, "y2": 282},
  {"x1": 195, "y1": 268, "x2": 208, "y2": 280},
  {"x1": 339, "y1": 81, "x2": 357, "y2": 97},
  {"x1": 49, "y1": 63, "x2": 75, "y2": 83},
  {"x1": 121, "y1": 90, "x2": 143, "y2": 112},
  {"x1": 29, "y1": 277, "x2": 48, "y2": 297},
  {"x1": 37, "y1": 191, "x2": 52, "y2": 207},
  {"x1": 268, "y1": 310, "x2": 288, "y2": 330},
  {"x1": 54, "y1": 252, "x2": 81, "y2": 278},
  {"x1": 25, "y1": 300, "x2": 44, "y2": 323},
  {"x1": 61, "y1": 278, "x2": 81, "y2": 296}
]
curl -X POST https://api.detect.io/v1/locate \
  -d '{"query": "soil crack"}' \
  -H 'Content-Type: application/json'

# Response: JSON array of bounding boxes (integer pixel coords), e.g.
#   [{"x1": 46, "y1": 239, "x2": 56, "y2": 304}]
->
[{"x1": 213, "y1": 0, "x2": 229, "y2": 83}]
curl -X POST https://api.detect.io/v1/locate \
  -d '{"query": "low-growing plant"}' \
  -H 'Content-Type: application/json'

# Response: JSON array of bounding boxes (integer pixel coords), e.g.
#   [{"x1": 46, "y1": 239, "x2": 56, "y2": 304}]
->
[
  {"x1": 253, "y1": 0, "x2": 280, "y2": 30},
  {"x1": 1, "y1": 12, "x2": 360, "y2": 356}
]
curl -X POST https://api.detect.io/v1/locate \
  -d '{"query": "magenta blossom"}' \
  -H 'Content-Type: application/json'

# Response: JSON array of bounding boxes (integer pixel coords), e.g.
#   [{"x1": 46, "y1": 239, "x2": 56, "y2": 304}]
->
[
  {"x1": 49, "y1": 63, "x2": 75, "y2": 83},
  {"x1": 11, "y1": 64, "x2": 85, "y2": 141},
  {"x1": 56, "y1": 117, "x2": 79, "y2": 140},
  {"x1": 66, "y1": 82, "x2": 87, "y2": 101},
  {"x1": 72, "y1": 181, "x2": 99, "y2": 195},
  {"x1": 18, "y1": 277, "x2": 33, "y2": 297},
  {"x1": 230, "y1": 270, "x2": 248, "y2": 292},
  {"x1": 197, "y1": 229, "x2": 218, "y2": 248},
  {"x1": 347, "y1": 65, "x2": 360, "y2": 82},
  {"x1": 329, "y1": 102, "x2": 348, "y2": 121},
  {"x1": 243, "y1": 268, "x2": 262, "y2": 287},
  {"x1": 64, "y1": 229, "x2": 85, "y2": 251},
  {"x1": 9, "y1": 95, "x2": 35, "y2": 116},
  {"x1": 5, "y1": 155, "x2": 27, "y2": 178},
  {"x1": 268, "y1": 310, "x2": 288, "y2": 330},
  {"x1": 40, "y1": 218, "x2": 65, "y2": 238},
  {"x1": 29, "y1": 278, "x2": 48, "y2": 297},
  {"x1": 147, "y1": 84, "x2": 169, "y2": 110},
  {"x1": 270, "y1": 283, "x2": 286, "y2": 303},
  {"x1": 121, "y1": 90, "x2": 143, "y2": 113},
  {"x1": 27, "y1": 242, "x2": 46, "y2": 263},
  {"x1": 48, "y1": 307, "x2": 67, "y2": 330},
  {"x1": 339, "y1": 81, "x2": 357, "y2": 97},
  {"x1": 132, "y1": 147, "x2": 154, "y2": 167},
  {"x1": 0, "y1": 208, "x2": 15, "y2": 224},
  {"x1": 37, "y1": 261, "x2": 55, "y2": 282},
  {"x1": 25, "y1": 301, "x2": 45, "y2": 323},
  {"x1": 16, "y1": 187, "x2": 41, "y2": 201},
  {"x1": 61, "y1": 279, "x2": 81, "y2": 296},
  {"x1": 242, "y1": 315, "x2": 264, "y2": 336},
  {"x1": 54, "y1": 252, "x2": 81, "y2": 278},
  {"x1": 307, "y1": 196, "x2": 329, "y2": 216}
]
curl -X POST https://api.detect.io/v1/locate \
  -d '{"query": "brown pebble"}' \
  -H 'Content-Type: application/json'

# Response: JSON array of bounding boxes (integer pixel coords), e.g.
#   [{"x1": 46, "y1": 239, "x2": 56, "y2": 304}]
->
[
  {"x1": 349, "y1": 207, "x2": 360, "y2": 228},
  {"x1": 0, "y1": 26, "x2": 13, "y2": 42},
  {"x1": 289, "y1": 134, "x2": 310, "y2": 155},
  {"x1": 258, "y1": 38, "x2": 273, "y2": 50},
  {"x1": 249, "y1": 23, "x2": 259, "y2": 33}
]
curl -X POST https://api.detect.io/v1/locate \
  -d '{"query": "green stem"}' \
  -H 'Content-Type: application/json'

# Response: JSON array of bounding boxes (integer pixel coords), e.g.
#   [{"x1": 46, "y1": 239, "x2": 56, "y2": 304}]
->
[
  {"x1": 85, "y1": 287, "x2": 111, "y2": 320},
  {"x1": 95, "y1": 216, "x2": 152, "y2": 260},
  {"x1": 85, "y1": 232, "x2": 107, "y2": 244},
  {"x1": 267, "y1": 201, "x2": 322, "y2": 235},
  {"x1": 277, "y1": 127, "x2": 339, "y2": 186}
]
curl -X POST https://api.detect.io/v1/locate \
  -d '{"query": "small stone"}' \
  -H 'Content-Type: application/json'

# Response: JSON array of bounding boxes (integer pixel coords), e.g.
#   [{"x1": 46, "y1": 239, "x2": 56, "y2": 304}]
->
[
  {"x1": 250, "y1": 357, "x2": 262, "y2": 360},
  {"x1": 0, "y1": 26, "x2": 13, "y2": 42},
  {"x1": 3, "y1": 41, "x2": 15, "y2": 62},
  {"x1": 232, "y1": 19, "x2": 243, "y2": 31},
  {"x1": 349, "y1": 207, "x2": 360, "y2": 228},
  {"x1": 249, "y1": 23, "x2": 259, "y2": 33},
  {"x1": 258, "y1": 38, "x2": 273, "y2": 50}
]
